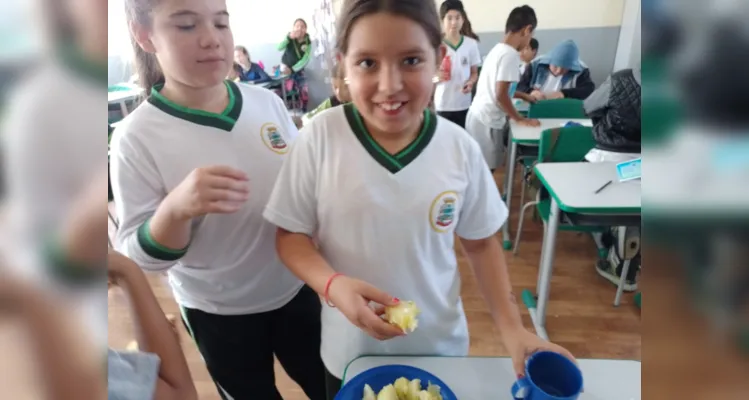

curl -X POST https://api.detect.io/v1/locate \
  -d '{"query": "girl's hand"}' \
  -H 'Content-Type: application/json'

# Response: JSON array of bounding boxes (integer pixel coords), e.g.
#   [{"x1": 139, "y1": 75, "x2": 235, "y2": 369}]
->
[
  {"x1": 546, "y1": 91, "x2": 565, "y2": 100},
  {"x1": 503, "y1": 327, "x2": 577, "y2": 378},
  {"x1": 461, "y1": 80, "x2": 474, "y2": 94},
  {"x1": 530, "y1": 90, "x2": 545, "y2": 101},
  {"x1": 327, "y1": 276, "x2": 405, "y2": 341},
  {"x1": 281, "y1": 65, "x2": 291, "y2": 75},
  {"x1": 165, "y1": 166, "x2": 249, "y2": 221}
]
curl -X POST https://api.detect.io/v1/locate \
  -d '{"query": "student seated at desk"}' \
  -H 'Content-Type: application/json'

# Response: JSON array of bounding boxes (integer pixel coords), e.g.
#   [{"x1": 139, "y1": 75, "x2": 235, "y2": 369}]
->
[
  {"x1": 234, "y1": 46, "x2": 271, "y2": 82},
  {"x1": 519, "y1": 37, "x2": 538, "y2": 76},
  {"x1": 583, "y1": 67, "x2": 642, "y2": 292},
  {"x1": 583, "y1": 67, "x2": 642, "y2": 163},
  {"x1": 516, "y1": 39, "x2": 594, "y2": 102}
]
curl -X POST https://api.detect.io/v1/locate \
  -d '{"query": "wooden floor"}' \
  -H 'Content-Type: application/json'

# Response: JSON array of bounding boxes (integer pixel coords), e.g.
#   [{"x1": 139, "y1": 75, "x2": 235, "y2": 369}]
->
[{"x1": 107, "y1": 173, "x2": 641, "y2": 399}]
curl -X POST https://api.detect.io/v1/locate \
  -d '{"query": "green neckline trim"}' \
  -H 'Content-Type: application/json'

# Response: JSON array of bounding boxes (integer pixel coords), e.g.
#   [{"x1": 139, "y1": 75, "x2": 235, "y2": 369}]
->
[
  {"x1": 343, "y1": 103, "x2": 437, "y2": 173},
  {"x1": 59, "y1": 43, "x2": 108, "y2": 86},
  {"x1": 443, "y1": 35, "x2": 464, "y2": 51},
  {"x1": 148, "y1": 80, "x2": 242, "y2": 131}
]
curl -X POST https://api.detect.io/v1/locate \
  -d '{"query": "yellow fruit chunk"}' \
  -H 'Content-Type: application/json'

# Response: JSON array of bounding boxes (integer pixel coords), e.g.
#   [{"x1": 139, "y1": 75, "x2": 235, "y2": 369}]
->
[
  {"x1": 376, "y1": 384, "x2": 398, "y2": 400},
  {"x1": 384, "y1": 301, "x2": 421, "y2": 333},
  {"x1": 360, "y1": 377, "x2": 442, "y2": 400},
  {"x1": 362, "y1": 384, "x2": 376, "y2": 400}
]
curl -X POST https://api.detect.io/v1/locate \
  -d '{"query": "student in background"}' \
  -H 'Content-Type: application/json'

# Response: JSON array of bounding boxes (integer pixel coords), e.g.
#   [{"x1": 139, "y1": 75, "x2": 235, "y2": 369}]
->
[
  {"x1": 517, "y1": 39, "x2": 595, "y2": 101},
  {"x1": 112, "y1": 0, "x2": 326, "y2": 399},
  {"x1": 433, "y1": 0, "x2": 481, "y2": 128},
  {"x1": 465, "y1": 5, "x2": 540, "y2": 172},
  {"x1": 278, "y1": 18, "x2": 312, "y2": 110},
  {"x1": 263, "y1": 1, "x2": 575, "y2": 398},
  {"x1": 301, "y1": 63, "x2": 351, "y2": 125},
  {"x1": 519, "y1": 38, "x2": 538, "y2": 76},
  {"x1": 584, "y1": 67, "x2": 642, "y2": 292},
  {"x1": 233, "y1": 45, "x2": 271, "y2": 82},
  {"x1": 584, "y1": 67, "x2": 642, "y2": 163}
]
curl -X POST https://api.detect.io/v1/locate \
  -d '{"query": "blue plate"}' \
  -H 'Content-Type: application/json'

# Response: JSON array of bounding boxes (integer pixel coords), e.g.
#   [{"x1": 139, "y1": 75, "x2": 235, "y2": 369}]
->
[{"x1": 335, "y1": 364, "x2": 457, "y2": 400}]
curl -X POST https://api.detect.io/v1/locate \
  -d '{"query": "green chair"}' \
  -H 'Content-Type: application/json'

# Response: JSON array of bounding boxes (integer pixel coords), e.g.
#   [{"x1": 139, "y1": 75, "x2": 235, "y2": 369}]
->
[
  {"x1": 512, "y1": 98, "x2": 588, "y2": 219},
  {"x1": 528, "y1": 98, "x2": 587, "y2": 119},
  {"x1": 513, "y1": 125, "x2": 606, "y2": 254}
]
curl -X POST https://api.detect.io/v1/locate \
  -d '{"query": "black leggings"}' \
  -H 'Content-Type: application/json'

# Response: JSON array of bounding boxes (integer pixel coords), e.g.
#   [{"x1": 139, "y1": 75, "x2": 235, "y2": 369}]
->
[
  {"x1": 180, "y1": 286, "x2": 327, "y2": 400},
  {"x1": 325, "y1": 368, "x2": 343, "y2": 400},
  {"x1": 437, "y1": 109, "x2": 468, "y2": 128}
]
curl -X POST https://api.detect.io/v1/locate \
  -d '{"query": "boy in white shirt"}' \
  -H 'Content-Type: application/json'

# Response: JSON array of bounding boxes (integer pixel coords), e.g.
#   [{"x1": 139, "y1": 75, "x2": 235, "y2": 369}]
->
[{"x1": 465, "y1": 5, "x2": 540, "y2": 171}]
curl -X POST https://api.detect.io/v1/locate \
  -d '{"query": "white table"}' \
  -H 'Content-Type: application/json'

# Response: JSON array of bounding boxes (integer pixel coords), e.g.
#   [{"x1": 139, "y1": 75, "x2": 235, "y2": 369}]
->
[
  {"x1": 108, "y1": 88, "x2": 143, "y2": 117},
  {"x1": 500, "y1": 119, "x2": 592, "y2": 249},
  {"x1": 514, "y1": 99, "x2": 530, "y2": 114},
  {"x1": 532, "y1": 162, "x2": 641, "y2": 339},
  {"x1": 342, "y1": 356, "x2": 641, "y2": 400}
]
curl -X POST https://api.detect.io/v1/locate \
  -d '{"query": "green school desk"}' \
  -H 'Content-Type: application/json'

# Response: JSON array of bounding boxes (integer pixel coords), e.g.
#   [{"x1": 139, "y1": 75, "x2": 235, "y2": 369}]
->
[
  {"x1": 530, "y1": 162, "x2": 641, "y2": 340},
  {"x1": 500, "y1": 119, "x2": 592, "y2": 249},
  {"x1": 342, "y1": 355, "x2": 641, "y2": 399}
]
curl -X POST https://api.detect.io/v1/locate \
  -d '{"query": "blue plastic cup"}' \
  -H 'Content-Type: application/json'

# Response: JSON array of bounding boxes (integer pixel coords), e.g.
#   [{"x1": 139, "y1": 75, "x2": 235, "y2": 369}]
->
[{"x1": 511, "y1": 351, "x2": 583, "y2": 400}]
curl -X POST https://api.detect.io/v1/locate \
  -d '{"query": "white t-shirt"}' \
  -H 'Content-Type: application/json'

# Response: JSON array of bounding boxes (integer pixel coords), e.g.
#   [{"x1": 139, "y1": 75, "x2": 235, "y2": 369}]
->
[
  {"x1": 434, "y1": 36, "x2": 481, "y2": 112},
  {"x1": 539, "y1": 74, "x2": 564, "y2": 94},
  {"x1": 2, "y1": 57, "x2": 109, "y2": 348},
  {"x1": 469, "y1": 43, "x2": 521, "y2": 128},
  {"x1": 110, "y1": 81, "x2": 304, "y2": 315},
  {"x1": 263, "y1": 104, "x2": 508, "y2": 378}
]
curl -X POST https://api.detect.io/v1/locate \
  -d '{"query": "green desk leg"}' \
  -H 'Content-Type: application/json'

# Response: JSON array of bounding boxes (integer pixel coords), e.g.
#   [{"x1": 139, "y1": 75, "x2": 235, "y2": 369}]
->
[
  {"x1": 522, "y1": 289, "x2": 548, "y2": 340},
  {"x1": 634, "y1": 292, "x2": 641, "y2": 309}
]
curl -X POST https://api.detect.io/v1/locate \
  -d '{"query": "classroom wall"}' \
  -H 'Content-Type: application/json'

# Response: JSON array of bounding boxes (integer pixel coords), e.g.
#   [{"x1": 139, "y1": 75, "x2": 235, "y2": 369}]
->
[
  {"x1": 613, "y1": 0, "x2": 641, "y2": 71},
  {"x1": 108, "y1": 0, "x2": 625, "y2": 108}
]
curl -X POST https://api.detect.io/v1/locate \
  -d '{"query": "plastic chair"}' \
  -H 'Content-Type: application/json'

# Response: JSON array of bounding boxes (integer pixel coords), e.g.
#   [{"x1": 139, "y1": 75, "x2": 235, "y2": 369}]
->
[
  {"x1": 513, "y1": 125, "x2": 606, "y2": 255},
  {"x1": 528, "y1": 98, "x2": 587, "y2": 119}
]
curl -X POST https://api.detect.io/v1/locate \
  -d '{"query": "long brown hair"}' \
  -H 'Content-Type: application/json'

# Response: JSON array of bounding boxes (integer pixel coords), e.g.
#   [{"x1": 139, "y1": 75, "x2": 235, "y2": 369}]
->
[
  {"x1": 439, "y1": 0, "x2": 479, "y2": 42},
  {"x1": 124, "y1": 0, "x2": 165, "y2": 94},
  {"x1": 336, "y1": 0, "x2": 442, "y2": 55}
]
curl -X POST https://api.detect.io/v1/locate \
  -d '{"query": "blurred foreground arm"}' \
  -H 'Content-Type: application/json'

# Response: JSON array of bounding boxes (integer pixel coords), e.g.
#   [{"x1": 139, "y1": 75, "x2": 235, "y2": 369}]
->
[{"x1": 109, "y1": 250, "x2": 197, "y2": 400}]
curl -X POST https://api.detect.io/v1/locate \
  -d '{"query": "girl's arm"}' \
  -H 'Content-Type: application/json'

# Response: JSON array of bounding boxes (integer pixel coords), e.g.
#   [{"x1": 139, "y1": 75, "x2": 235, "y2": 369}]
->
[
  {"x1": 468, "y1": 65, "x2": 479, "y2": 86},
  {"x1": 255, "y1": 64, "x2": 272, "y2": 82},
  {"x1": 110, "y1": 251, "x2": 198, "y2": 400},
  {"x1": 110, "y1": 130, "x2": 190, "y2": 272},
  {"x1": 459, "y1": 237, "x2": 525, "y2": 333},
  {"x1": 0, "y1": 279, "x2": 105, "y2": 400},
  {"x1": 275, "y1": 229, "x2": 336, "y2": 294}
]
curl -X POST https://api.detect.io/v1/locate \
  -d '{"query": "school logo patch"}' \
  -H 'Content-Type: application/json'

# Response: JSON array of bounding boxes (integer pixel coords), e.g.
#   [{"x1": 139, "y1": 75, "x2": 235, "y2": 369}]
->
[
  {"x1": 301, "y1": 44, "x2": 308, "y2": 52},
  {"x1": 429, "y1": 191, "x2": 459, "y2": 233},
  {"x1": 461, "y1": 57, "x2": 468, "y2": 66},
  {"x1": 260, "y1": 123, "x2": 289, "y2": 154}
]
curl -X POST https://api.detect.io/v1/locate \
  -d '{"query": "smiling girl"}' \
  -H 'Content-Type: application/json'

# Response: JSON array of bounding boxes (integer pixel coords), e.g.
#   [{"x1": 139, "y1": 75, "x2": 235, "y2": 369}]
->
[
  {"x1": 263, "y1": 0, "x2": 576, "y2": 398},
  {"x1": 110, "y1": 0, "x2": 326, "y2": 398}
]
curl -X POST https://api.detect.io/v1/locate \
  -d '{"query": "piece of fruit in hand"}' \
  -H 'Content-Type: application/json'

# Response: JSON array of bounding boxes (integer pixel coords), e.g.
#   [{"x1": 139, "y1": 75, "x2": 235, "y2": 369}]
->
[{"x1": 384, "y1": 300, "x2": 421, "y2": 333}]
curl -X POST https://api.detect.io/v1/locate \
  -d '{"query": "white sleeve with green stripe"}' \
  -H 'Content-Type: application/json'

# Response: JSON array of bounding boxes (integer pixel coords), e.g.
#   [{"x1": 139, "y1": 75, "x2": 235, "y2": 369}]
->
[{"x1": 110, "y1": 131, "x2": 187, "y2": 272}]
